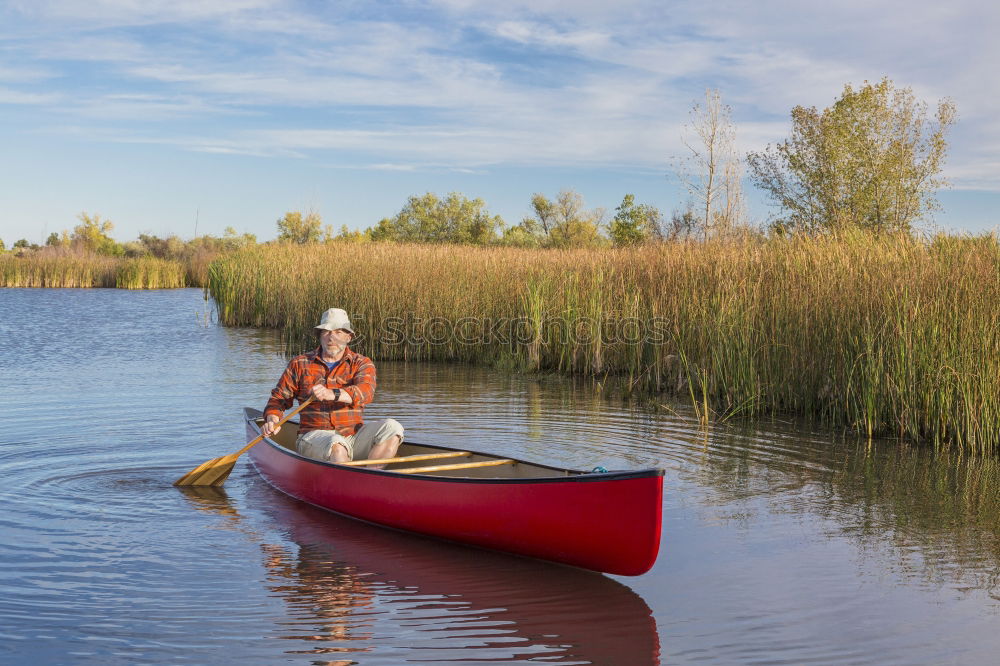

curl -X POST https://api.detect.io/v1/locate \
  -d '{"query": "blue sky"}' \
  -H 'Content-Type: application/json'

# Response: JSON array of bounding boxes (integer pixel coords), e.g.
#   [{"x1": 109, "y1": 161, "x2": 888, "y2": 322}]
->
[{"x1": 1, "y1": 0, "x2": 998, "y2": 244}]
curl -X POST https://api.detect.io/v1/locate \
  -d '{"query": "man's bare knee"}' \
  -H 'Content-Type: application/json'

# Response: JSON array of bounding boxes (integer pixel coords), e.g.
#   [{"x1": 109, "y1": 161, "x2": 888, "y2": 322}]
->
[
  {"x1": 330, "y1": 442, "x2": 351, "y2": 463},
  {"x1": 368, "y1": 435, "x2": 402, "y2": 464},
  {"x1": 383, "y1": 434, "x2": 401, "y2": 451}
]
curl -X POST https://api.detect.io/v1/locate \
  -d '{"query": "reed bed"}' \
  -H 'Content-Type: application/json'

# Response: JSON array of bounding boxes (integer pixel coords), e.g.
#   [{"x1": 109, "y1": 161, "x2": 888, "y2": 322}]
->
[
  {"x1": 1, "y1": 252, "x2": 199, "y2": 289},
  {"x1": 0, "y1": 252, "x2": 121, "y2": 287},
  {"x1": 115, "y1": 257, "x2": 187, "y2": 289},
  {"x1": 208, "y1": 232, "x2": 1000, "y2": 453}
]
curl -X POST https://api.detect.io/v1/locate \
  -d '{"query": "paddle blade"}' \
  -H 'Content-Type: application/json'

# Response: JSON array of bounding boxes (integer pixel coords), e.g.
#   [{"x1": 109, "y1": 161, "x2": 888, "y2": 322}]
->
[
  {"x1": 173, "y1": 457, "x2": 220, "y2": 485},
  {"x1": 173, "y1": 453, "x2": 239, "y2": 486},
  {"x1": 174, "y1": 396, "x2": 311, "y2": 487}
]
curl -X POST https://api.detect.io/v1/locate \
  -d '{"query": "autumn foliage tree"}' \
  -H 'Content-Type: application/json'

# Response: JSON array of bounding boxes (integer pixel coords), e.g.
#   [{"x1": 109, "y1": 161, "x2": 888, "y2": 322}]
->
[
  {"x1": 277, "y1": 211, "x2": 330, "y2": 244},
  {"x1": 369, "y1": 192, "x2": 503, "y2": 245},
  {"x1": 748, "y1": 78, "x2": 956, "y2": 233},
  {"x1": 608, "y1": 194, "x2": 663, "y2": 246},
  {"x1": 504, "y1": 190, "x2": 605, "y2": 248},
  {"x1": 72, "y1": 212, "x2": 122, "y2": 255}
]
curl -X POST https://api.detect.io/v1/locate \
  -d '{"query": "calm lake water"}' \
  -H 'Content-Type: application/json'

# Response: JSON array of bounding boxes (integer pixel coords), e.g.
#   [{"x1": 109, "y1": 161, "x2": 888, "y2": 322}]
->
[{"x1": 2, "y1": 287, "x2": 1000, "y2": 665}]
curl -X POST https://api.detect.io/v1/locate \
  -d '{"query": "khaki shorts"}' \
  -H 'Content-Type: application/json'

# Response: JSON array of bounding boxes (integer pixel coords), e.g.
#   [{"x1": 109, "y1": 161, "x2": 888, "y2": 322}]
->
[{"x1": 296, "y1": 419, "x2": 404, "y2": 462}]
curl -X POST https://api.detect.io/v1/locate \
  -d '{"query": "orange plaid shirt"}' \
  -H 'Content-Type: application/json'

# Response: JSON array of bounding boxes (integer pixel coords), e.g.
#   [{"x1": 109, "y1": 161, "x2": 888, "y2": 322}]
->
[{"x1": 264, "y1": 346, "x2": 377, "y2": 436}]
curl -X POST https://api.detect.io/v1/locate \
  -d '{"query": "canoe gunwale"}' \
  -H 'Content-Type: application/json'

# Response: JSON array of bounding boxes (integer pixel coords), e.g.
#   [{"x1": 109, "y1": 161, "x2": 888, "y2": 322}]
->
[{"x1": 243, "y1": 406, "x2": 664, "y2": 485}]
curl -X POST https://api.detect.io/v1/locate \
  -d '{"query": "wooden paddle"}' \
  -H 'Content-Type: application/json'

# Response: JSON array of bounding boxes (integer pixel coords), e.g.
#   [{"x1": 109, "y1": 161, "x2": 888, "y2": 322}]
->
[{"x1": 173, "y1": 396, "x2": 314, "y2": 487}]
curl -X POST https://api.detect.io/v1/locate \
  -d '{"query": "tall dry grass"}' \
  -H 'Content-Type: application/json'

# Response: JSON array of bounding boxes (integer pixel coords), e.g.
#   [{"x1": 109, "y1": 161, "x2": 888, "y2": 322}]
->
[
  {"x1": 115, "y1": 257, "x2": 187, "y2": 289},
  {"x1": 1, "y1": 251, "x2": 202, "y2": 289},
  {"x1": 208, "y1": 232, "x2": 1000, "y2": 453},
  {"x1": 0, "y1": 251, "x2": 120, "y2": 287}
]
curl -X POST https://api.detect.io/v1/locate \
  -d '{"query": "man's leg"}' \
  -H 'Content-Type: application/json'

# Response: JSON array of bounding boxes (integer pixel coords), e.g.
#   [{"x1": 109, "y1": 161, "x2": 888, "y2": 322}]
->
[
  {"x1": 297, "y1": 430, "x2": 353, "y2": 462},
  {"x1": 329, "y1": 441, "x2": 352, "y2": 463},
  {"x1": 352, "y1": 419, "x2": 405, "y2": 468},
  {"x1": 368, "y1": 434, "x2": 402, "y2": 462}
]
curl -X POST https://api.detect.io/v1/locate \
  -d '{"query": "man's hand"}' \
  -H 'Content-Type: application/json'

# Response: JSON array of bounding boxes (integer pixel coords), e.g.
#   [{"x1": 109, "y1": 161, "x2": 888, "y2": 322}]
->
[
  {"x1": 262, "y1": 415, "x2": 281, "y2": 437},
  {"x1": 310, "y1": 384, "x2": 339, "y2": 402}
]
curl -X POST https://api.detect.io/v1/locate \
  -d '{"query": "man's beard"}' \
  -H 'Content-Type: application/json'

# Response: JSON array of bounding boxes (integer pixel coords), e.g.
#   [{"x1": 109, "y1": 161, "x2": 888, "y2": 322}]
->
[{"x1": 323, "y1": 341, "x2": 345, "y2": 356}]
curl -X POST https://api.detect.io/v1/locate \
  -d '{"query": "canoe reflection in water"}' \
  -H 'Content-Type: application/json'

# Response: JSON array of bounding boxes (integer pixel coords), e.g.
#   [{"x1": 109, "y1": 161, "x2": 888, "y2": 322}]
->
[{"x1": 179, "y1": 483, "x2": 661, "y2": 664}]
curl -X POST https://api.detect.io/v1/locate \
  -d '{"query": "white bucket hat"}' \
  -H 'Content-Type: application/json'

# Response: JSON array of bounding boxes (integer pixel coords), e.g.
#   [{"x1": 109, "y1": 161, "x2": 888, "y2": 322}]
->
[{"x1": 314, "y1": 308, "x2": 355, "y2": 334}]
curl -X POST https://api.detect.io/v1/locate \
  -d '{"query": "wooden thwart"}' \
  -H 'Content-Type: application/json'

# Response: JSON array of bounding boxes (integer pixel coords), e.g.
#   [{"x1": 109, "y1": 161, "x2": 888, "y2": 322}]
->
[
  {"x1": 341, "y1": 451, "x2": 472, "y2": 466},
  {"x1": 393, "y1": 458, "x2": 515, "y2": 475}
]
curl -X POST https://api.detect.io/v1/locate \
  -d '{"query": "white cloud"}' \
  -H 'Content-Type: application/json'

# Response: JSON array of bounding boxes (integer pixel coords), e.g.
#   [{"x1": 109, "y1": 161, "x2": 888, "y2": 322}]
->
[
  {"x1": 2, "y1": 0, "x2": 999, "y2": 192},
  {"x1": 0, "y1": 63, "x2": 56, "y2": 82},
  {"x1": 365, "y1": 163, "x2": 418, "y2": 172},
  {"x1": 0, "y1": 86, "x2": 61, "y2": 104},
  {"x1": 8, "y1": 0, "x2": 281, "y2": 26},
  {"x1": 494, "y1": 21, "x2": 610, "y2": 50},
  {"x1": 73, "y1": 93, "x2": 248, "y2": 120}
]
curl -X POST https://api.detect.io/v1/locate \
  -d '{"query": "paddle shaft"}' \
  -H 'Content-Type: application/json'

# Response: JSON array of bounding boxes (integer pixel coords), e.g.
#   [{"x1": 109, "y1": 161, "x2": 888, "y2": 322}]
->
[
  {"x1": 246, "y1": 395, "x2": 315, "y2": 454},
  {"x1": 173, "y1": 396, "x2": 315, "y2": 486}
]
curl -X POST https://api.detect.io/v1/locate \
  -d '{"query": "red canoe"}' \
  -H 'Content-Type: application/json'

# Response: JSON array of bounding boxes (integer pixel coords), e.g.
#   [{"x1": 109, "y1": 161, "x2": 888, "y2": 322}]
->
[{"x1": 244, "y1": 407, "x2": 664, "y2": 575}]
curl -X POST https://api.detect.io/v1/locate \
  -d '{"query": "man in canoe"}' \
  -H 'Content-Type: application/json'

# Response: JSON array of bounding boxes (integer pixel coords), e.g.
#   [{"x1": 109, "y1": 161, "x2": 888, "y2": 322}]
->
[{"x1": 261, "y1": 307, "x2": 404, "y2": 465}]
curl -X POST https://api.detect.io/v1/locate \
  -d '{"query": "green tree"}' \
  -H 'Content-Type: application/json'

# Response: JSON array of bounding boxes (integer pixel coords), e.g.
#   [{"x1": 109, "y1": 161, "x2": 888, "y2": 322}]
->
[
  {"x1": 369, "y1": 192, "x2": 502, "y2": 245},
  {"x1": 747, "y1": 78, "x2": 957, "y2": 233},
  {"x1": 499, "y1": 196, "x2": 549, "y2": 247},
  {"x1": 277, "y1": 211, "x2": 329, "y2": 244},
  {"x1": 13, "y1": 239, "x2": 29, "y2": 250},
  {"x1": 72, "y1": 213, "x2": 122, "y2": 255},
  {"x1": 499, "y1": 224, "x2": 542, "y2": 248},
  {"x1": 121, "y1": 240, "x2": 149, "y2": 257},
  {"x1": 138, "y1": 233, "x2": 186, "y2": 259},
  {"x1": 545, "y1": 190, "x2": 605, "y2": 248},
  {"x1": 334, "y1": 225, "x2": 370, "y2": 243},
  {"x1": 0, "y1": 238, "x2": 6, "y2": 252},
  {"x1": 528, "y1": 193, "x2": 556, "y2": 236},
  {"x1": 222, "y1": 226, "x2": 257, "y2": 250},
  {"x1": 609, "y1": 194, "x2": 663, "y2": 246},
  {"x1": 508, "y1": 190, "x2": 605, "y2": 248}
]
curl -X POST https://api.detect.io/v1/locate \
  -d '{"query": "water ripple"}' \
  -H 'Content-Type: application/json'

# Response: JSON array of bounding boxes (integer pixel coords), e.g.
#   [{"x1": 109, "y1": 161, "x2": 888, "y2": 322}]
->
[{"x1": 4, "y1": 289, "x2": 1000, "y2": 664}]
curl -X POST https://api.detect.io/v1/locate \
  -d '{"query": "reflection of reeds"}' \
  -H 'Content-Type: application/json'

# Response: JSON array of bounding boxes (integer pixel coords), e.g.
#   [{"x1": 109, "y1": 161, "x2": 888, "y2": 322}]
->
[
  {"x1": 691, "y1": 427, "x2": 1000, "y2": 590},
  {"x1": 0, "y1": 252, "x2": 204, "y2": 288},
  {"x1": 836, "y1": 447, "x2": 1000, "y2": 557},
  {"x1": 207, "y1": 232, "x2": 1000, "y2": 452}
]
